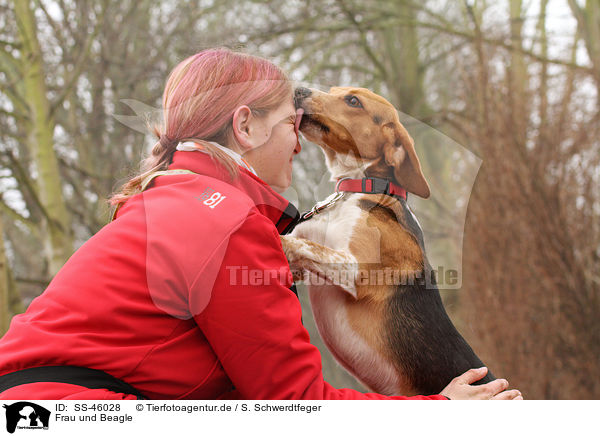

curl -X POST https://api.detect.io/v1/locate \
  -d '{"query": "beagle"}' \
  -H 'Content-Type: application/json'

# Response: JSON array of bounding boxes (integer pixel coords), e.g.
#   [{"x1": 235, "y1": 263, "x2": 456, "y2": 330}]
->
[{"x1": 281, "y1": 87, "x2": 494, "y2": 396}]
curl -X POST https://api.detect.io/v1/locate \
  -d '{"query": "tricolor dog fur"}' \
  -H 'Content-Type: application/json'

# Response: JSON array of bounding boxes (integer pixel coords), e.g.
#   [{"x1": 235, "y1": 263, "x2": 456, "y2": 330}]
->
[{"x1": 281, "y1": 86, "x2": 495, "y2": 396}]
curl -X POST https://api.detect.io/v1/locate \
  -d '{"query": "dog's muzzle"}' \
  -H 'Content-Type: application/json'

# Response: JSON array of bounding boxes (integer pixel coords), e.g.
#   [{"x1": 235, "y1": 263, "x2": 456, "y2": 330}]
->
[{"x1": 294, "y1": 87, "x2": 312, "y2": 108}]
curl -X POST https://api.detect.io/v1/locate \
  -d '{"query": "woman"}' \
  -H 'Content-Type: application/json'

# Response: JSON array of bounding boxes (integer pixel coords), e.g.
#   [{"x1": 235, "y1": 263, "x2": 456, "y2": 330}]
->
[{"x1": 0, "y1": 48, "x2": 521, "y2": 400}]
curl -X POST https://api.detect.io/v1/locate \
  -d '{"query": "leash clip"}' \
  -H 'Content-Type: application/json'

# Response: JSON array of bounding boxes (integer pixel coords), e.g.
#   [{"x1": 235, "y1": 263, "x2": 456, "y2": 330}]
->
[{"x1": 301, "y1": 191, "x2": 345, "y2": 221}]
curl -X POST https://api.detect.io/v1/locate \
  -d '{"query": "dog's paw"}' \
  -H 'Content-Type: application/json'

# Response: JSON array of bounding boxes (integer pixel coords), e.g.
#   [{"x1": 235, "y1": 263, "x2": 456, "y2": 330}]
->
[
  {"x1": 280, "y1": 235, "x2": 301, "y2": 262},
  {"x1": 290, "y1": 268, "x2": 304, "y2": 282},
  {"x1": 280, "y1": 235, "x2": 360, "y2": 298}
]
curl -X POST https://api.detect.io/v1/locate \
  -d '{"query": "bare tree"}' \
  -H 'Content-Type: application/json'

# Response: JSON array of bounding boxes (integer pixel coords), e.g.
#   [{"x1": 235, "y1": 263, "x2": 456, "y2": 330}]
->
[{"x1": 447, "y1": 1, "x2": 600, "y2": 399}]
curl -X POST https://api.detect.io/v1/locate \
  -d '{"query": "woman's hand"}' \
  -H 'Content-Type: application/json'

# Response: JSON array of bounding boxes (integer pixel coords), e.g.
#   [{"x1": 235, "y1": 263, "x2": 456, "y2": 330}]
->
[{"x1": 440, "y1": 367, "x2": 523, "y2": 400}]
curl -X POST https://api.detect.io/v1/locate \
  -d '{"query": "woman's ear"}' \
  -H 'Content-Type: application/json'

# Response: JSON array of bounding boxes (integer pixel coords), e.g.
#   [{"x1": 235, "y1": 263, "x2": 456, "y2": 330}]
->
[
  {"x1": 382, "y1": 122, "x2": 431, "y2": 198},
  {"x1": 232, "y1": 105, "x2": 258, "y2": 152}
]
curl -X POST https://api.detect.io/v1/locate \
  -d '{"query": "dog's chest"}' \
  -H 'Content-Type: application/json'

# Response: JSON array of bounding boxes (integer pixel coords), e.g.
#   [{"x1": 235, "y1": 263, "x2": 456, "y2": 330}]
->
[
  {"x1": 291, "y1": 195, "x2": 401, "y2": 394},
  {"x1": 291, "y1": 196, "x2": 363, "y2": 250}
]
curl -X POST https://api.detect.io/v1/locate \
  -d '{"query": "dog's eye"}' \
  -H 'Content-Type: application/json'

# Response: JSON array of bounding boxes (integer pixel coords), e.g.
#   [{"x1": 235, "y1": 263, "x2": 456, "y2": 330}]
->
[{"x1": 345, "y1": 95, "x2": 363, "y2": 108}]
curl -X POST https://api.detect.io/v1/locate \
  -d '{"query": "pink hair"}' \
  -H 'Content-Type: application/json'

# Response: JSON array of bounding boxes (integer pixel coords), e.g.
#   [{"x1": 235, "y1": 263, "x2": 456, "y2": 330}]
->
[{"x1": 110, "y1": 48, "x2": 292, "y2": 206}]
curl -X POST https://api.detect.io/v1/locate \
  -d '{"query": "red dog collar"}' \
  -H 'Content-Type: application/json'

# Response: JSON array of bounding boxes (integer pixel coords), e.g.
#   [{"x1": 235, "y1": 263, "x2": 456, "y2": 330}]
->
[{"x1": 335, "y1": 177, "x2": 407, "y2": 201}]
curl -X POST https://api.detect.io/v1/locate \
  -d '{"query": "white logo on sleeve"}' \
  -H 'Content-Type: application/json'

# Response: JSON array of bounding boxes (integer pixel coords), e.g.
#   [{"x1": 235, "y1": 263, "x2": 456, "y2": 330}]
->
[{"x1": 197, "y1": 188, "x2": 227, "y2": 209}]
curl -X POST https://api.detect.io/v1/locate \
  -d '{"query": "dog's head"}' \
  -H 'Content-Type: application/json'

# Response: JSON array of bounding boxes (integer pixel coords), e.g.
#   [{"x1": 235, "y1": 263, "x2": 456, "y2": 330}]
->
[{"x1": 295, "y1": 86, "x2": 430, "y2": 198}]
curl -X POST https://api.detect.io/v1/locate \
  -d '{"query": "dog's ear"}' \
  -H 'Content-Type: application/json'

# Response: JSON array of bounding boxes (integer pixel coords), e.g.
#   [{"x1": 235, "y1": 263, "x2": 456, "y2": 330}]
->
[{"x1": 382, "y1": 122, "x2": 430, "y2": 198}]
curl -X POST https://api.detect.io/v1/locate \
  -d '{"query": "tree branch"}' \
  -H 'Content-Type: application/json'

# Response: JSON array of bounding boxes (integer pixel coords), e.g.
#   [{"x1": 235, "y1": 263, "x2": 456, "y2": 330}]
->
[
  {"x1": 0, "y1": 196, "x2": 37, "y2": 235},
  {"x1": 35, "y1": 0, "x2": 69, "y2": 52},
  {"x1": 14, "y1": 276, "x2": 50, "y2": 287},
  {"x1": 49, "y1": 2, "x2": 108, "y2": 115},
  {"x1": 0, "y1": 149, "x2": 51, "y2": 225},
  {"x1": 335, "y1": 0, "x2": 388, "y2": 82}
]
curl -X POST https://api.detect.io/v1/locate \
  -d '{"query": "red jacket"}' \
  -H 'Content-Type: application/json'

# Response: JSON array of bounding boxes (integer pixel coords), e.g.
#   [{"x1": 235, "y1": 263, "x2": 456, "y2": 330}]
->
[{"x1": 0, "y1": 151, "x2": 446, "y2": 400}]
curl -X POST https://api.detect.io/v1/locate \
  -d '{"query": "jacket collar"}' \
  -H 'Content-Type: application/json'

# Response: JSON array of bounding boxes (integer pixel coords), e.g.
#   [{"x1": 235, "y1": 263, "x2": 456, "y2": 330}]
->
[
  {"x1": 176, "y1": 141, "x2": 257, "y2": 176},
  {"x1": 169, "y1": 150, "x2": 300, "y2": 234}
]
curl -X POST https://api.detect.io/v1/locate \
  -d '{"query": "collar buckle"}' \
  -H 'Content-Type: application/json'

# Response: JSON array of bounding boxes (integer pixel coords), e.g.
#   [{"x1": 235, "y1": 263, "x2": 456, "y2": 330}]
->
[{"x1": 365, "y1": 177, "x2": 390, "y2": 195}]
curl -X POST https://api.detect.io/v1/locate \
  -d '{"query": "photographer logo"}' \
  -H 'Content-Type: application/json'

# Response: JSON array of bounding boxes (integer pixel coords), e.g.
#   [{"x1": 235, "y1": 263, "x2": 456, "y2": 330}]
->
[{"x1": 2, "y1": 402, "x2": 50, "y2": 434}]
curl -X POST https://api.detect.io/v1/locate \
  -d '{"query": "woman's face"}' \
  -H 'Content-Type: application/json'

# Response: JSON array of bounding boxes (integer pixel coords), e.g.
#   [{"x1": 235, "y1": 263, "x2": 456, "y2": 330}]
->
[{"x1": 239, "y1": 100, "x2": 302, "y2": 193}]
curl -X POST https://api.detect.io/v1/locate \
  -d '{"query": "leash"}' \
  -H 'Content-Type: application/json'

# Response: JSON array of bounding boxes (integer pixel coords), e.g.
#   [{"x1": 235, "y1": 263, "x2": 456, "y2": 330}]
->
[
  {"x1": 299, "y1": 177, "x2": 408, "y2": 223},
  {"x1": 300, "y1": 191, "x2": 346, "y2": 221}
]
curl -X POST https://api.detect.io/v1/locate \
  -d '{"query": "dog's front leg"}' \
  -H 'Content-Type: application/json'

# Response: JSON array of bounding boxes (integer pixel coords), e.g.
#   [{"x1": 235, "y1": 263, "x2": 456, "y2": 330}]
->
[{"x1": 280, "y1": 235, "x2": 359, "y2": 298}]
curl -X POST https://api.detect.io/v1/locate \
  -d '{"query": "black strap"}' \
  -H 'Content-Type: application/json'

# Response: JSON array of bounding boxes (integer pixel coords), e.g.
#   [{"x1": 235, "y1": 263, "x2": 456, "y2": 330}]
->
[
  {"x1": 277, "y1": 202, "x2": 301, "y2": 235},
  {"x1": 0, "y1": 366, "x2": 146, "y2": 399}
]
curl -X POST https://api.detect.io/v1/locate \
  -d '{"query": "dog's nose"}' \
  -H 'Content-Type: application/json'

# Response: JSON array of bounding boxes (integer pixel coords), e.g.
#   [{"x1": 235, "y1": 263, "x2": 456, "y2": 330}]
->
[{"x1": 294, "y1": 87, "x2": 312, "y2": 108}]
